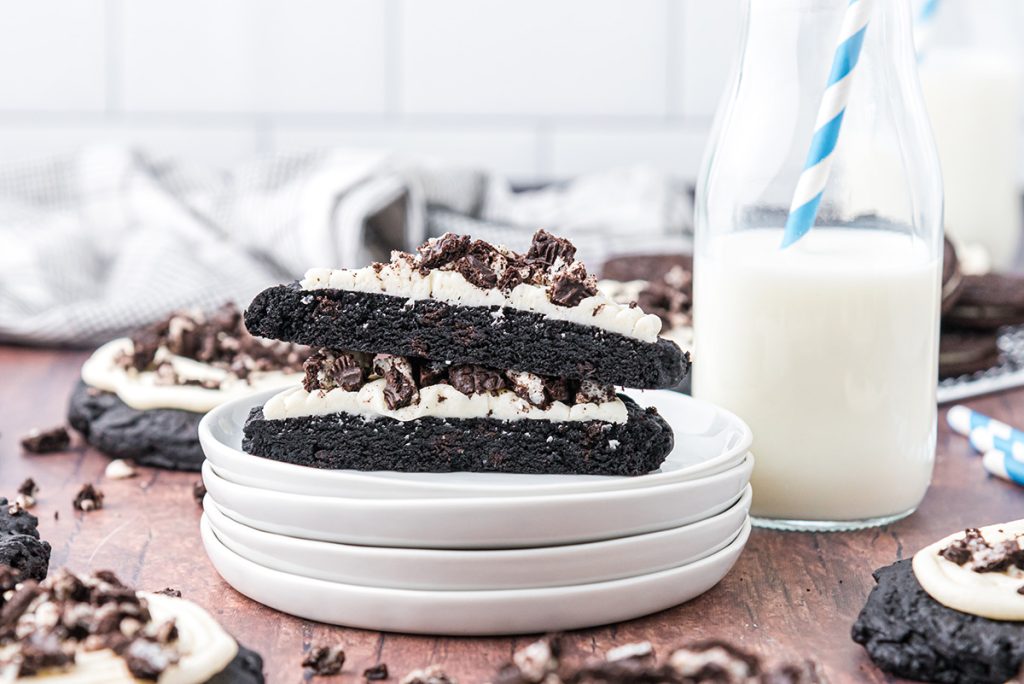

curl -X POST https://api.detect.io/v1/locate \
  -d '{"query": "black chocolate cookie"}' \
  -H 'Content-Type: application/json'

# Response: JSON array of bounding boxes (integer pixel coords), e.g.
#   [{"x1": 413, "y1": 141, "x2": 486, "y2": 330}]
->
[
  {"x1": 243, "y1": 394, "x2": 674, "y2": 476},
  {"x1": 939, "y1": 329, "x2": 1001, "y2": 379},
  {"x1": 67, "y1": 380, "x2": 205, "y2": 471},
  {"x1": 0, "y1": 498, "x2": 51, "y2": 581},
  {"x1": 601, "y1": 253, "x2": 693, "y2": 283},
  {"x1": 945, "y1": 273, "x2": 1024, "y2": 330},
  {"x1": 246, "y1": 284, "x2": 689, "y2": 390},
  {"x1": 208, "y1": 642, "x2": 265, "y2": 684},
  {"x1": 852, "y1": 559, "x2": 1024, "y2": 684}
]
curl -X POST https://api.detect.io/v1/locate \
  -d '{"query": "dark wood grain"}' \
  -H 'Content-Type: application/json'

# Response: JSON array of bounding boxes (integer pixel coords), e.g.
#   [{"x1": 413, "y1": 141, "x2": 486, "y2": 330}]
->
[{"x1": 0, "y1": 345, "x2": 1021, "y2": 683}]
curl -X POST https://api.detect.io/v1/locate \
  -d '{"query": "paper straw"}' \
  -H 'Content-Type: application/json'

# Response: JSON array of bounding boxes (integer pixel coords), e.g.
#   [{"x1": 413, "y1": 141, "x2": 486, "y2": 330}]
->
[
  {"x1": 982, "y1": 449, "x2": 1024, "y2": 487},
  {"x1": 781, "y1": 0, "x2": 876, "y2": 249},
  {"x1": 949, "y1": 405, "x2": 1024, "y2": 443},
  {"x1": 970, "y1": 428, "x2": 1024, "y2": 462}
]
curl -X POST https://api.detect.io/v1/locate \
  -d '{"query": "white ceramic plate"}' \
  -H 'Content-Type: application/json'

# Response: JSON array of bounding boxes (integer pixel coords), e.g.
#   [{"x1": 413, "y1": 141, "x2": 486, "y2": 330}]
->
[
  {"x1": 199, "y1": 387, "x2": 751, "y2": 499},
  {"x1": 200, "y1": 515, "x2": 751, "y2": 635},
  {"x1": 202, "y1": 455, "x2": 753, "y2": 549},
  {"x1": 202, "y1": 485, "x2": 751, "y2": 591}
]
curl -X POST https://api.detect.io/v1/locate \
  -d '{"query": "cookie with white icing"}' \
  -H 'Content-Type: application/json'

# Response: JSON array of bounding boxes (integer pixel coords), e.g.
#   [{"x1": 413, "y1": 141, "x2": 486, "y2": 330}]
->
[
  {"x1": 852, "y1": 521, "x2": 1024, "y2": 684},
  {"x1": 68, "y1": 304, "x2": 306, "y2": 471},
  {"x1": 0, "y1": 568, "x2": 264, "y2": 683},
  {"x1": 244, "y1": 231, "x2": 689, "y2": 390},
  {"x1": 242, "y1": 231, "x2": 680, "y2": 476}
]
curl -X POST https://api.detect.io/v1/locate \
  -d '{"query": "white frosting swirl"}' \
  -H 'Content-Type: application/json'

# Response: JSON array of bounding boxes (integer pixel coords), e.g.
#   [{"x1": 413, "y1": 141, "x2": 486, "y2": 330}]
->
[
  {"x1": 912, "y1": 519, "x2": 1024, "y2": 621},
  {"x1": 262, "y1": 379, "x2": 628, "y2": 424},
  {"x1": 300, "y1": 259, "x2": 663, "y2": 343},
  {"x1": 81, "y1": 338, "x2": 303, "y2": 414},
  {"x1": 2, "y1": 592, "x2": 238, "y2": 683}
]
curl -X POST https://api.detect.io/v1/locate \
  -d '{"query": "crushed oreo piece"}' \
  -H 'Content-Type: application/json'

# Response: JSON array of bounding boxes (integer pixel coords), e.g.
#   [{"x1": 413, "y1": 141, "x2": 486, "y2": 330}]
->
[
  {"x1": 527, "y1": 229, "x2": 576, "y2": 270},
  {"x1": 549, "y1": 262, "x2": 598, "y2": 307},
  {"x1": 72, "y1": 484, "x2": 104, "y2": 512},
  {"x1": 449, "y1": 365, "x2": 507, "y2": 397},
  {"x1": 364, "y1": 662, "x2": 389, "y2": 680},
  {"x1": 418, "y1": 360, "x2": 449, "y2": 387},
  {"x1": 124, "y1": 637, "x2": 180, "y2": 680},
  {"x1": 304, "y1": 349, "x2": 367, "y2": 393},
  {"x1": 118, "y1": 302, "x2": 307, "y2": 387},
  {"x1": 418, "y1": 233, "x2": 471, "y2": 271},
  {"x1": 20, "y1": 426, "x2": 71, "y2": 454},
  {"x1": 511, "y1": 635, "x2": 561, "y2": 682},
  {"x1": 454, "y1": 243, "x2": 499, "y2": 290},
  {"x1": 193, "y1": 480, "x2": 206, "y2": 507},
  {"x1": 155, "y1": 588, "x2": 181, "y2": 598},
  {"x1": 373, "y1": 354, "x2": 419, "y2": 410},
  {"x1": 939, "y1": 527, "x2": 1024, "y2": 574},
  {"x1": 15, "y1": 479, "x2": 38, "y2": 510},
  {"x1": 667, "y1": 640, "x2": 761, "y2": 682},
  {"x1": 401, "y1": 665, "x2": 457, "y2": 684},
  {"x1": 575, "y1": 379, "x2": 616, "y2": 405},
  {"x1": 303, "y1": 644, "x2": 346, "y2": 676}
]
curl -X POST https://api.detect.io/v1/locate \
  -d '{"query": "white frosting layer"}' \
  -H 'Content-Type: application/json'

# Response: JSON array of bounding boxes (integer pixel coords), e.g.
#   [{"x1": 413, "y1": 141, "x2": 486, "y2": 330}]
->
[
  {"x1": 6, "y1": 592, "x2": 237, "y2": 683},
  {"x1": 82, "y1": 338, "x2": 303, "y2": 414},
  {"x1": 912, "y1": 519, "x2": 1024, "y2": 621},
  {"x1": 300, "y1": 259, "x2": 663, "y2": 343},
  {"x1": 262, "y1": 379, "x2": 628, "y2": 424}
]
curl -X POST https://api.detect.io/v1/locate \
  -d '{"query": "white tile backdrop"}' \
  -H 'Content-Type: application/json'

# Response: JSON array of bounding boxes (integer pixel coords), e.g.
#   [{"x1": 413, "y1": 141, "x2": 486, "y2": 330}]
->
[{"x1": 0, "y1": 0, "x2": 1017, "y2": 184}]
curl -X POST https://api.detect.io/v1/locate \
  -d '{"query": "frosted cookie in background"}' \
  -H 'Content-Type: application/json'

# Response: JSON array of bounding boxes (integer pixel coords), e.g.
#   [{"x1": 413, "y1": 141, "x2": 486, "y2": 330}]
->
[
  {"x1": 599, "y1": 253, "x2": 693, "y2": 360},
  {"x1": 67, "y1": 303, "x2": 307, "y2": 471},
  {"x1": 0, "y1": 567, "x2": 264, "y2": 683},
  {"x1": 853, "y1": 520, "x2": 1024, "y2": 683}
]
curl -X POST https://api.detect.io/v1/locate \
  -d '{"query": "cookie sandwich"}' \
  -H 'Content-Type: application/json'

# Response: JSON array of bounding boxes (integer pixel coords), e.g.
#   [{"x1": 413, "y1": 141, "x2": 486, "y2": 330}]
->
[
  {"x1": 852, "y1": 520, "x2": 1024, "y2": 683},
  {"x1": 242, "y1": 230, "x2": 688, "y2": 476},
  {"x1": 0, "y1": 568, "x2": 264, "y2": 682},
  {"x1": 68, "y1": 304, "x2": 307, "y2": 471}
]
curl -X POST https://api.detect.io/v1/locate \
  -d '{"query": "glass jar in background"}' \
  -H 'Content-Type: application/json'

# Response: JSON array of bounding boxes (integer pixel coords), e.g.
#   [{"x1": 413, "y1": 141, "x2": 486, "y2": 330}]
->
[
  {"x1": 916, "y1": 0, "x2": 1022, "y2": 271},
  {"x1": 694, "y1": 0, "x2": 943, "y2": 531}
]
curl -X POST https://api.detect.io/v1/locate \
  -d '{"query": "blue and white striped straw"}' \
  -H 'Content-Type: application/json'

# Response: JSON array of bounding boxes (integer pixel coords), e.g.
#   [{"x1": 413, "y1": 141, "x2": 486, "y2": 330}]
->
[
  {"x1": 781, "y1": 0, "x2": 876, "y2": 249},
  {"x1": 948, "y1": 405, "x2": 1024, "y2": 443},
  {"x1": 982, "y1": 449, "x2": 1024, "y2": 487}
]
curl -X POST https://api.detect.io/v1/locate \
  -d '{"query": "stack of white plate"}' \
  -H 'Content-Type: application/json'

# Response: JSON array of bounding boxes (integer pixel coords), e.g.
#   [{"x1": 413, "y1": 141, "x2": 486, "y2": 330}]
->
[{"x1": 198, "y1": 388, "x2": 753, "y2": 636}]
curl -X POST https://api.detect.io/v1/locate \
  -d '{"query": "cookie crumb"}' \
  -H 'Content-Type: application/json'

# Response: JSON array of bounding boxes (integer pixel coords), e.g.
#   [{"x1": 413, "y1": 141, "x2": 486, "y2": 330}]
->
[
  {"x1": 155, "y1": 588, "x2": 182, "y2": 598},
  {"x1": 15, "y1": 478, "x2": 37, "y2": 509},
  {"x1": 401, "y1": 665, "x2": 456, "y2": 684},
  {"x1": 72, "y1": 484, "x2": 104, "y2": 512},
  {"x1": 20, "y1": 426, "x2": 71, "y2": 454},
  {"x1": 192, "y1": 481, "x2": 206, "y2": 507},
  {"x1": 105, "y1": 459, "x2": 137, "y2": 480},
  {"x1": 302, "y1": 645, "x2": 346, "y2": 676},
  {"x1": 364, "y1": 663, "x2": 389, "y2": 680}
]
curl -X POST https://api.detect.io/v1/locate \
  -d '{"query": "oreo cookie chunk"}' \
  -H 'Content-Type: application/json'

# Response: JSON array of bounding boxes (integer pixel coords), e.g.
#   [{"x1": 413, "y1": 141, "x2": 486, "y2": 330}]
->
[
  {"x1": 243, "y1": 351, "x2": 674, "y2": 476},
  {"x1": 945, "y1": 273, "x2": 1024, "y2": 330},
  {"x1": 0, "y1": 568, "x2": 265, "y2": 683},
  {"x1": 853, "y1": 523, "x2": 1024, "y2": 684},
  {"x1": 0, "y1": 498, "x2": 50, "y2": 581},
  {"x1": 246, "y1": 231, "x2": 689, "y2": 389},
  {"x1": 601, "y1": 253, "x2": 693, "y2": 283},
  {"x1": 938, "y1": 329, "x2": 1001, "y2": 379},
  {"x1": 68, "y1": 303, "x2": 307, "y2": 471}
]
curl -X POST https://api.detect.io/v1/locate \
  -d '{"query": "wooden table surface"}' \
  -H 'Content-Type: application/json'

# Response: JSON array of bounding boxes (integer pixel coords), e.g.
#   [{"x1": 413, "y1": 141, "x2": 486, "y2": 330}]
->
[{"x1": 1, "y1": 345, "x2": 1021, "y2": 684}]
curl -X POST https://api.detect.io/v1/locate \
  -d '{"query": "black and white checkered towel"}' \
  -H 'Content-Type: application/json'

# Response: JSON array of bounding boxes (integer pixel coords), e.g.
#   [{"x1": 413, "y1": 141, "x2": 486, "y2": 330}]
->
[{"x1": 0, "y1": 147, "x2": 690, "y2": 347}]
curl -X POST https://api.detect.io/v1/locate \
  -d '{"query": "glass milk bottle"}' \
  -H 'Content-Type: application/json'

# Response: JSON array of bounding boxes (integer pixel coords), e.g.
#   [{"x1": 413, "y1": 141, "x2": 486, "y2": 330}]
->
[
  {"x1": 915, "y1": 0, "x2": 1022, "y2": 270},
  {"x1": 693, "y1": 0, "x2": 943, "y2": 531}
]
